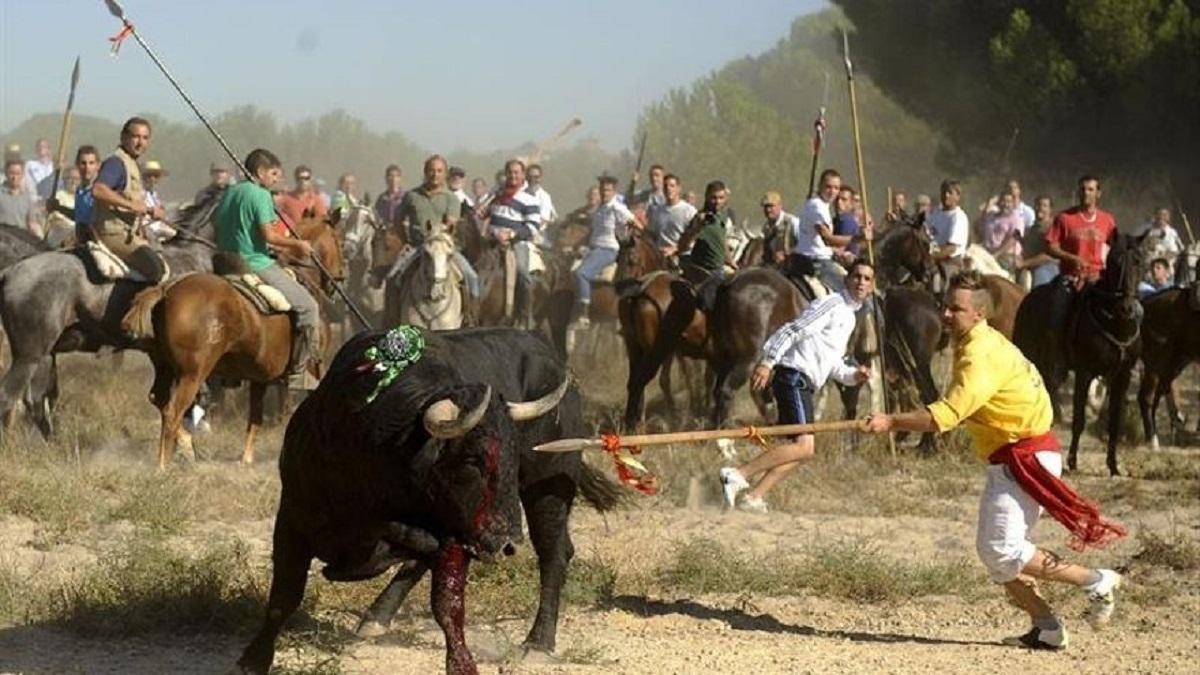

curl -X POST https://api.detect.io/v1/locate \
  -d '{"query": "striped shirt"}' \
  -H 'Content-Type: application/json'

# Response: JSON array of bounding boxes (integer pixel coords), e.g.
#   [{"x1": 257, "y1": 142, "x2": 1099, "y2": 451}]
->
[
  {"x1": 759, "y1": 290, "x2": 862, "y2": 389},
  {"x1": 488, "y1": 182, "x2": 542, "y2": 241}
]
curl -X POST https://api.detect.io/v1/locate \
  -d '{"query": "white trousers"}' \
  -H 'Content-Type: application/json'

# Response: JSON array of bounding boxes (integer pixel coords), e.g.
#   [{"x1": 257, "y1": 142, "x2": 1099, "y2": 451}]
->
[{"x1": 975, "y1": 450, "x2": 1063, "y2": 583}]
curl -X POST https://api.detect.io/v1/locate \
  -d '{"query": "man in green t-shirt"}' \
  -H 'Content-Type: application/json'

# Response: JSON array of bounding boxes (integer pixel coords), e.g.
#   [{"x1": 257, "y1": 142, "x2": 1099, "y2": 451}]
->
[
  {"x1": 386, "y1": 154, "x2": 479, "y2": 297},
  {"x1": 214, "y1": 148, "x2": 320, "y2": 375},
  {"x1": 678, "y1": 180, "x2": 736, "y2": 285}
]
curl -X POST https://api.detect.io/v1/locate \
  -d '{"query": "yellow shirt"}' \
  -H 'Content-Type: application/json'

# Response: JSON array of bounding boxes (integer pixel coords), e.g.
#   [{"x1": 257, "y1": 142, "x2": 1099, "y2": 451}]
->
[{"x1": 927, "y1": 321, "x2": 1053, "y2": 460}]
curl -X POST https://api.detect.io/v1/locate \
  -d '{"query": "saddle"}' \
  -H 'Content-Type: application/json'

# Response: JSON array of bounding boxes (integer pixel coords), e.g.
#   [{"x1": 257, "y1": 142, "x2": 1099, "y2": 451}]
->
[
  {"x1": 212, "y1": 250, "x2": 292, "y2": 315},
  {"x1": 226, "y1": 274, "x2": 292, "y2": 314},
  {"x1": 81, "y1": 239, "x2": 170, "y2": 283}
]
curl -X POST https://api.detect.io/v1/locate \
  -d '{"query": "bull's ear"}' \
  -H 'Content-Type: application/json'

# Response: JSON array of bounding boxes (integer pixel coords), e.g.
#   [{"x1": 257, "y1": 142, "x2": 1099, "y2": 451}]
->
[{"x1": 329, "y1": 207, "x2": 344, "y2": 227}]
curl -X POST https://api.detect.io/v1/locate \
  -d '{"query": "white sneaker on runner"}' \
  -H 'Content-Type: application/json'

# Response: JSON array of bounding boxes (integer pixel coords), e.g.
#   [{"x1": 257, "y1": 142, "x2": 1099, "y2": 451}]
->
[
  {"x1": 718, "y1": 467, "x2": 749, "y2": 509},
  {"x1": 1085, "y1": 569, "x2": 1121, "y2": 629},
  {"x1": 737, "y1": 495, "x2": 769, "y2": 514}
]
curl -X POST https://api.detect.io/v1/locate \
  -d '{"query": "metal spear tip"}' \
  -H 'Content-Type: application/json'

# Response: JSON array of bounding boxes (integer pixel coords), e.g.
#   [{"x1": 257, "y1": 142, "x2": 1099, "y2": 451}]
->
[
  {"x1": 71, "y1": 56, "x2": 81, "y2": 87},
  {"x1": 842, "y1": 30, "x2": 853, "y2": 76},
  {"x1": 104, "y1": 0, "x2": 126, "y2": 20},
  {"x1": 533, "y1": 438, "x2": 598, "y2": 454}
]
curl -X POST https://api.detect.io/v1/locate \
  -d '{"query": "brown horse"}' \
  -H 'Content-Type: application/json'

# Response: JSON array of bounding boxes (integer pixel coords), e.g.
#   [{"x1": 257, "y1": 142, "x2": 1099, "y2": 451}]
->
[
  {"x1": 125, "y1": 217, "x2": 344, "y2": 469},
  {"x1": 1137, "y1": 286, "x2": 1199, "y2": 449},
  {"x1": 616, "y1": 231, "x2": 709, "y2": 428}
]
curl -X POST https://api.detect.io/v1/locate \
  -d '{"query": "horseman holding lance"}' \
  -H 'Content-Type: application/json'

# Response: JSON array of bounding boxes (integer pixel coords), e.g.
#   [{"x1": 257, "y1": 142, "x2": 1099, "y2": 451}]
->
[
  {"x1": 387, "y1": 154, "x2": 480, "y2": 300},
  {"x1": 865, "y1": 270, "x2": 1124, "y2": 650},
  {"x1": 89, "y1": 116, "x2": 167, "y2": 283},
  {"x1": 214, "y1": 148, "x2": 321, "y2": 377}
]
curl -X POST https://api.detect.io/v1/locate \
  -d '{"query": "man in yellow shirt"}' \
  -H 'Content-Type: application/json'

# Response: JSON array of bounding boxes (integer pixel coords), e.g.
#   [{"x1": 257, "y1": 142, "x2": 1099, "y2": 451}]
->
[{"x1": 865, "y1": 270, "x2": 1125, "y2": 651}]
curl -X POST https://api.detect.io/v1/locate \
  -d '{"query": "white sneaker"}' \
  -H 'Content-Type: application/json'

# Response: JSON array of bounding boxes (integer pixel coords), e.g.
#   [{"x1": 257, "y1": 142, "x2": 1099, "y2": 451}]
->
[
  {"x1": 737, "y1": 495, "x2": 769, "y2": 514},
  {"x1": 1085, "y1": 569, "x2": 1121, "y2": 629},
  {"x1": 716, "y1": 438, "x2": 738, "y2": 460},
  {"x1": 718, "y1": 467, "x2": 749, "y2": 509}
]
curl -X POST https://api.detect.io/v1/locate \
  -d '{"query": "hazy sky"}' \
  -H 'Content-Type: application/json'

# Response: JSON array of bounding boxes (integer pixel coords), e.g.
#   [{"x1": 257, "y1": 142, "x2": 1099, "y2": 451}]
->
[{"x1": 0, "y1": 0, "x2": 825, "y2": 153}]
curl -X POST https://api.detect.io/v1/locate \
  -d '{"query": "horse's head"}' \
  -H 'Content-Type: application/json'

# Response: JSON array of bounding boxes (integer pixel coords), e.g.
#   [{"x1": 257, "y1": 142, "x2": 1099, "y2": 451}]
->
[
  {"x1": 616, "y1": 230, "x2": 660, "y2": 280},
  {"x1": 299, "y1": 217, "x2": 347, "y2": 295},
  {"x1": 877, "y1": 222, "x2": 934, "y2": 288},
  {"x1": 1100, "y1": 233, "x2": 1147, "y2": 317},
  {"x1": 419, "y1": 231, "x2": 458, "y2": 302},
  {"x1": 338, "y1": 203, "x2": 382, "y2": 262}
]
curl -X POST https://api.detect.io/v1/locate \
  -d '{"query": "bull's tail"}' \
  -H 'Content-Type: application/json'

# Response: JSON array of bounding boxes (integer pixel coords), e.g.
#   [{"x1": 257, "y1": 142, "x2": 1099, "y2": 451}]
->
[
  {"x1": 578, "y1": 460, "x2": 627, "y2": 512},
  {"x1": 121, "y1": 285, "x2": 167, "y2": 339}
]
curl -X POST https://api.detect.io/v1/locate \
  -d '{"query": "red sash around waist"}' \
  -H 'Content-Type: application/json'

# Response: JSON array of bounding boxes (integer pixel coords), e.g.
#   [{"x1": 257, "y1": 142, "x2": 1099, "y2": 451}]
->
[{"x1": 987, "y1": 432, "x2": 1127, "y2": 551}]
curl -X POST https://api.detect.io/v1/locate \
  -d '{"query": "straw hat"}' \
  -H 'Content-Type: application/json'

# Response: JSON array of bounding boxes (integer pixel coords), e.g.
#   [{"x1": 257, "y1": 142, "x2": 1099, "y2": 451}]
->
[{"x1": 143, "y1": 160, "x2": 167, "y2": 176}]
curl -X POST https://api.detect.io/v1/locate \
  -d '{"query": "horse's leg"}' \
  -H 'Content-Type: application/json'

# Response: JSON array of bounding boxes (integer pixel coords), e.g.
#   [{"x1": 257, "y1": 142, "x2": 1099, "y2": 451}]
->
[
  {"x1": 1138, "y1": 364, "x2": 1160, "y2": 450},
  {"x1": 711, "y1": 362, "x2": 735, "y2": 428},
  {"x1": 1106, "y1": 365, "x2": 1133, "y2": 477},
  {"x1": 158, "y1": 373, "x2": 203, "y2": 471},
  {"x1": 1068, "y1": 370, "x2": 1092, "y2": 473},
  {"x1": 242, "y1": 381, "x2": 266, "y2": 465},
  {"x1": 658, "y1": 353, "x2": 679, "y2": 426},
  {"x1": 0, "y1": 357, "x2": 42, "y2": 440}
]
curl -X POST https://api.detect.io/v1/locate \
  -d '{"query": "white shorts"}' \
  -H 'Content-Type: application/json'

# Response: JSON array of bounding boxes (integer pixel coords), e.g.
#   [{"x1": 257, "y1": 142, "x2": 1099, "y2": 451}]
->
[{"x1": 975, "y1": 450, "x2": 1063, "y2": 583}]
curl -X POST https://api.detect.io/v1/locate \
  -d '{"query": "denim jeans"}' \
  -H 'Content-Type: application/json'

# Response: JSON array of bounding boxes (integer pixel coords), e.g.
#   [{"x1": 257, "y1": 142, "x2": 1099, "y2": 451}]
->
[{"x1": 574, "y1": 247, "x2": 618, "y2": 303}]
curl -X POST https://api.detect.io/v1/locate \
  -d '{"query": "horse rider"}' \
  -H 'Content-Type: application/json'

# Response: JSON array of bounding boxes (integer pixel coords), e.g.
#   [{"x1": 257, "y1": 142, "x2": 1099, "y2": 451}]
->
[
  {"x1": 787, "y1": 169, "x2": 849, "y2": 297},
  {"x1": 719, "y1": 259, "x2": 874, "y2": 513},
  {"x1": 386, "y1": 154, "x2": 480, "y2": 299},
  {"x1": 677, "y1": 180, "x2": 736, "y2": 310},
  {"x1": 1043, "y1": 175, "x2": 1118, "y2": 342},
  {"x1": 526, "y1": 163, "x2": 558, "y2": 226},
  {"x1": 484, "y1": 158, "x2": 544, "y2": 324},
  {"x1": 214, "y1": 148, "x2": 321, "y2": 377},
  {"x1": 572, "y1": 175, "x2": 638, "y2": 329},
  {"x1": 865, "y1": 270, "x2": 1124, "y2": 651},
  {"x1": 646, "y1": 174, "x2": 697, "y2": 262},
  {"x1": 760, "y1": 190, "x2": 798, "y2": 266},
  {"x1": 89, "y1": 117, "x2": 168, "y2": 283},
  {"x1": 276, "y1": 165, "x2": 328, "y2": 231},
  {"x1": 46, "y1": 144, "x2": 100, "y2": 243},
  {"x1": 927, "y1": 179, "x2": 970, "y2": 280}
]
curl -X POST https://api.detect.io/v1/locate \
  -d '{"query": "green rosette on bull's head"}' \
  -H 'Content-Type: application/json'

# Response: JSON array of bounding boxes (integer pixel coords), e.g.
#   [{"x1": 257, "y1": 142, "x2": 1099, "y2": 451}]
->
[{"x1": 358, "y1": 325, "x2": 426, "y2": 403}]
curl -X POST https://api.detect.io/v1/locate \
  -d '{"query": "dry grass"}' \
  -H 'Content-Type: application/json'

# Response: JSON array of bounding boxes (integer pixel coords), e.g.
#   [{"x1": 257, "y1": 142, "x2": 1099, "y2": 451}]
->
[{"x1": 659, "y1": 537, "x2": 983, "y2": 604}]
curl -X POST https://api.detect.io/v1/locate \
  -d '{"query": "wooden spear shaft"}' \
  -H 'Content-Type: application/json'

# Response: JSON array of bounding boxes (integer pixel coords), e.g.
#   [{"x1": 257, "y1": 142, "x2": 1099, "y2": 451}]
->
[
  {"x1": 50, "y1": 57, "x2": 82, "y2": 205},
  {"x1": 535, "y1": 419, "x2": 867, "y2": 454},
  {"x1": 843, "y1": 30, "x2": 895, "y2": 457}
]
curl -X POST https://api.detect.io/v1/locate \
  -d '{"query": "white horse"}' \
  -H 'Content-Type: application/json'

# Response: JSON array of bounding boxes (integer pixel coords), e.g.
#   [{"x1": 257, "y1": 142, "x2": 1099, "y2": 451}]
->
[
  {"x1": 389, "y1": 229, "x2": 464, "y2": 330},
  {"x1": 336, "y1": 203, "x2": 386, "y2": 331}
]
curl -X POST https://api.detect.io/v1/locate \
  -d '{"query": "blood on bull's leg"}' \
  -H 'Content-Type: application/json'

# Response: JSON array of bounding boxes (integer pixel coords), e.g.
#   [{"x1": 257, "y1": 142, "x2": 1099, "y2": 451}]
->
[{"x1": 431, "y1": 541, "x2": 477, "y2": 675}]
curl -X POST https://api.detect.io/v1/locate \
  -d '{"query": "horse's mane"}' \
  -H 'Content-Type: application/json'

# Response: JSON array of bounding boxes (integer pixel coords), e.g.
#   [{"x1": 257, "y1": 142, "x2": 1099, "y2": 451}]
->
[
  {"x1": 176, "y1": 186, "x2": 227, "y2": 232},
  {"x1": 0, "y1": 223, "x2": 52, "y2": 251}
]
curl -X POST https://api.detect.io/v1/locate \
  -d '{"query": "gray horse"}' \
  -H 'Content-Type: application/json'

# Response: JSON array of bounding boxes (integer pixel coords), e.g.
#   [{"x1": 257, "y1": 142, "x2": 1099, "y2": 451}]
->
[{"x1": 0, "y1": 191, "x2": 222, "y2": 442}]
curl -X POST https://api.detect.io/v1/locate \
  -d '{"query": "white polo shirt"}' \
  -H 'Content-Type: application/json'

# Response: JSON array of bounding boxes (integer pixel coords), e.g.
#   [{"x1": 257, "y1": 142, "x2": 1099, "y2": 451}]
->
[
  {"x1": 793, "y1": 197, "x2": 835, "y2": 260},
  {"x1": 927, "y1": 206, "x2": 969, "y2": 257}
]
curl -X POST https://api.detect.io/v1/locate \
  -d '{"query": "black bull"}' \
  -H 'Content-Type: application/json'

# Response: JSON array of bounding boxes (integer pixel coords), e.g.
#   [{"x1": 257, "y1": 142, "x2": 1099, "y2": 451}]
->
[{"x1": 239, "y1": 327, "x2": 623, "y2": 675}]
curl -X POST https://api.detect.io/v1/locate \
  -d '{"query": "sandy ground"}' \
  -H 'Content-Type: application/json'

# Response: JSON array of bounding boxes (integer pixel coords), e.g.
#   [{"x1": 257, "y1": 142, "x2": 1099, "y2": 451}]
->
[
  {"x1": 1, "y1": 451, "x2": 1196, "y2": 675},
  {"x1": 0, "y1": 351, "x2": 1197, "y2": 674}
]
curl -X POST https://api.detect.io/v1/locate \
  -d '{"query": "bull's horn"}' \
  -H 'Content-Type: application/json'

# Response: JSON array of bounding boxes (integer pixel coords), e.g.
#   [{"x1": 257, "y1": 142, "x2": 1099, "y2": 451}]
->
[
  {"x1": 424, "y1": 386, "x2": 492, "y2": 439},
  {"x1": 507, "y1": 375, "x2": 572, "y2": 422}
]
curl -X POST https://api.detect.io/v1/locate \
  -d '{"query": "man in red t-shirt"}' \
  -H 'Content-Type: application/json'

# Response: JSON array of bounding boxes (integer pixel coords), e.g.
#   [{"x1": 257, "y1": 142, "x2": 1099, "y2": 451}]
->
[
  {"x1": 274, "y1": 164, "x2": 327, "y2": 233},
  {"x1": 1046, "y1": 175, "x2": 1116, "y2": 284}
]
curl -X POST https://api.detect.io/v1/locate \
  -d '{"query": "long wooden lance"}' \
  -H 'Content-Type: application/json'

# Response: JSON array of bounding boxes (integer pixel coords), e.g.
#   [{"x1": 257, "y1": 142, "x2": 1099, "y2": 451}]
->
[
  {"x1": 102, "y1": 0, "x2": 373, "y2": 331},
  {"x1": 535, "y1": 419, "x2": 867, "y2": 454},
  {"x1": 842, "y1": 30, "x2": 895, "y2": 456},
  {"x1": 49, "y1": 57, "x2": 82, "y2": 208}
]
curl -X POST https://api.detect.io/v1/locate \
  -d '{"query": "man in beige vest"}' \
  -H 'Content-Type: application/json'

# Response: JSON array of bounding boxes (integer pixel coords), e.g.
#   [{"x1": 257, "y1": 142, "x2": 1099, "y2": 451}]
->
[{"x1": 90, "y1": 116, "x2": 167, "y2": 282}]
